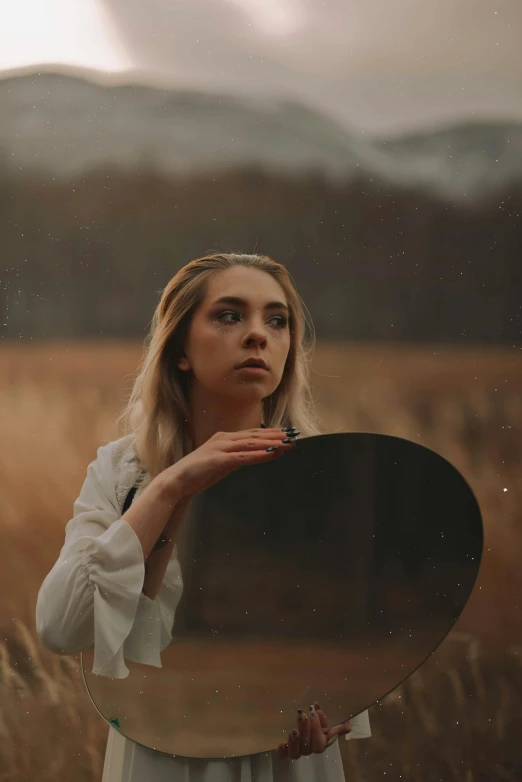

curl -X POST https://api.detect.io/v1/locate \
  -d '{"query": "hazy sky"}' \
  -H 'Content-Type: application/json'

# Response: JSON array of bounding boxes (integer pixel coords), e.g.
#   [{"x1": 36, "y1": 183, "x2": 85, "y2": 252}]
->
[{"x1": 1, "y1": 0, "x2": 521, "y2": 134}]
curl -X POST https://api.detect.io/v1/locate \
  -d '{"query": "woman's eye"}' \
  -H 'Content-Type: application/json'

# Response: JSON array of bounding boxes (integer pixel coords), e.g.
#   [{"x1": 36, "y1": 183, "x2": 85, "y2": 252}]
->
[
  {"x1": 216, "y1": 311, "x2": 287, "y2": 328},
  {"x1": 270, "y1": 316, "x2": 288, "y2": 329},
  {"x1": 217, "y1": 311, "x2": 240, "y2": 324}
]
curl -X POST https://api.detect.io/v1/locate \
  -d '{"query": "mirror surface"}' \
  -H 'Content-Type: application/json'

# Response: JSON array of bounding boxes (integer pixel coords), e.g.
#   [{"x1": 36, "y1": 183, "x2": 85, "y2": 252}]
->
[{"x1": 82, "y1": 432, "x2": 483, "y2": 758}]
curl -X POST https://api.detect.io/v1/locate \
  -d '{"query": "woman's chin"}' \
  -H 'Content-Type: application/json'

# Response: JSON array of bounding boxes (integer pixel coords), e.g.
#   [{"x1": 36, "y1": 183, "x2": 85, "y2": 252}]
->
[{"x1": 229, "y1": 378, "x2": 275, "y2": 400}]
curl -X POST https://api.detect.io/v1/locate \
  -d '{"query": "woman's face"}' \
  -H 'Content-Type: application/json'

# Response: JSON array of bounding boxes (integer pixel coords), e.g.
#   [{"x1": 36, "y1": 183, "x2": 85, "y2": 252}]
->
[{"x1": 177, "y1": 265, "x2": 292, "y2": 405}]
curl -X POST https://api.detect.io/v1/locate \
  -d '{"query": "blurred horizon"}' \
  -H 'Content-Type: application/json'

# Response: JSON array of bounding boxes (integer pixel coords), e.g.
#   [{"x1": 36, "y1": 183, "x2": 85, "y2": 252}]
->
[{"x1": 2, "y1": 2, "x2": 521, "y2": 354}]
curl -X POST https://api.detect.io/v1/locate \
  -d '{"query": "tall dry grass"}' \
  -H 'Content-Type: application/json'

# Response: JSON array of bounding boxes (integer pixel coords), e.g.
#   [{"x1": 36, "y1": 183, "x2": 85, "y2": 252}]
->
[{"x1": 0, "y1": 340, "x2": 521, "y2": 781}]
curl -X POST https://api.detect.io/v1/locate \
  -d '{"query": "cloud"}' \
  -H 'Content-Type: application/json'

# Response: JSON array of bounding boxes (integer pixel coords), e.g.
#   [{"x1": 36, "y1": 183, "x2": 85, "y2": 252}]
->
[
  {"x1": 102, "y1": 0, "x2": 522, "y2": 132},
  {"x1": 0, "y1": 0, "x2": 130, "y2": 72}
]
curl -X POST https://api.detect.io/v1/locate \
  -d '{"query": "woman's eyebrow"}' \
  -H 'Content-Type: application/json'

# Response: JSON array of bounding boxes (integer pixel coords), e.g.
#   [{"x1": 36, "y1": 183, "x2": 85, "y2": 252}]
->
[{"x1": 211, "y1": 295, "x2": 289, "y2": 312}]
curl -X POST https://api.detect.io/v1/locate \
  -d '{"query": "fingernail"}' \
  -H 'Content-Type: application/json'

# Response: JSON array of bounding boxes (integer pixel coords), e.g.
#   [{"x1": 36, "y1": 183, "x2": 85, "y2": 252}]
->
[
  {"x1": 309, "y1": 705, "x2": 316, "y2": 719},
  {"x1": 297, "y1": 709, "x2": 305, "y2": 722},
  {"x1": 266, "y1": 446, "x2": 279, "y2": 452},
  {"x1": 291, "y1": 730, "x2": 299, "y2": 739},
  {"x1": 282, "y1": 437, "x2": 297, "y2": 444}
]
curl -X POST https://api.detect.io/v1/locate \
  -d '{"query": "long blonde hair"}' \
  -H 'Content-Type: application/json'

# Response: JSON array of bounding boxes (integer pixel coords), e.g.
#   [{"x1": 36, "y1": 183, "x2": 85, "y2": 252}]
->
[{"x1": 116, "y1": 252, "x2": 322, "y2": 487}]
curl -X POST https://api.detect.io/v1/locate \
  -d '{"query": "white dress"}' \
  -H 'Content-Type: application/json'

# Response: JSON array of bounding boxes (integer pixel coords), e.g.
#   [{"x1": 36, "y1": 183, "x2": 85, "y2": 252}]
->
[{"x1": 36, "y1": 435, "x2": 371, "y2": 782}]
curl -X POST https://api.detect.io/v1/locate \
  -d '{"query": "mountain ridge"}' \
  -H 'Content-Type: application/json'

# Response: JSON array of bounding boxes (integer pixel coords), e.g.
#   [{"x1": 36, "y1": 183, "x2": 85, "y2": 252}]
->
[{"x1": 1, "y1": 71, "x2": 521, "y2": 200}]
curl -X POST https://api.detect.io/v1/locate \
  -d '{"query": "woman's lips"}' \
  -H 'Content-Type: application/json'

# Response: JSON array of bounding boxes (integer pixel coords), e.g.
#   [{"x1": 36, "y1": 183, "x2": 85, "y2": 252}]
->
[{"x1": 234, "y1": 366, "x2": 269, "y2": 374}]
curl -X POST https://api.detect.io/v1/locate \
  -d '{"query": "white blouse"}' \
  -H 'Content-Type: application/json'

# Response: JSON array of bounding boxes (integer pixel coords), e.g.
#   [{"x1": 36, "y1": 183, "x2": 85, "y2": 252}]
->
[{"x1": 36, "y1": 435, "x2": 371, "y2": 782}]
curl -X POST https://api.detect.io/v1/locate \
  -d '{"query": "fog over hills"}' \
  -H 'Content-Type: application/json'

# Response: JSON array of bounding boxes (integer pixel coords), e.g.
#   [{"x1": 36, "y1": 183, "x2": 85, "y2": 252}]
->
[{"x1": 1, "y1": 71, "x2": 521, "y2": 200}]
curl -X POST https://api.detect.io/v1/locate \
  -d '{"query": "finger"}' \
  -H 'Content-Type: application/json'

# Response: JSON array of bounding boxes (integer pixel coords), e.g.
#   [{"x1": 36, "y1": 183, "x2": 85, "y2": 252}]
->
[
  {"x1": 227, "y1": 443, "x2": 295, "y2": 466},
  {"x1": 326, "y1": 721, "x2": 352, "y2": 742},
  {"x1": 297, "y1": 709, "x2": 311, "y2": 755},
  {"x1": 277, "y1": 743, "x2": 289, "y2": 759},
  {"x1": 308, "y1": 704, "x2": 326, "y2": 754},
  {"x1": 223, "y1": 429, "x2": 292, "y2": 442},
  {"x1": 226, "y1": 435, "x2": 297, "y2": 452},
  {"x1": 230, "y1": 447, "x2": 287, "y2": 465},
  {"x1": 288, "y1": 729, "x2": 301, "y2": 760},
  {"x1": 313, "y1": 702, "x2": 328, "y2": 732}
]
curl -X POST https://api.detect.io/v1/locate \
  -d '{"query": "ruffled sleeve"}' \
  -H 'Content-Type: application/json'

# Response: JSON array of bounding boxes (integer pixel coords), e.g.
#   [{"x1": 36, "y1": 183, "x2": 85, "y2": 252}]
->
[
  {"x1": 123, "y1": 554, "x2": 183, "y2": 667},
  {"x1": 35, "y1": 442, "x2": 147, "y2": 679},
  {"x1": 345, "y1": 708, "x2": 372, "y2": 740}
]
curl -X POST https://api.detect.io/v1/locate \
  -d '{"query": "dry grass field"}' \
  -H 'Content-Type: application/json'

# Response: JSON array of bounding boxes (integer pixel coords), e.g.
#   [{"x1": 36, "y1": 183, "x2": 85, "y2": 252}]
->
[{"x1": 0, "y1": 340, "x2": 521, "y2": 781}]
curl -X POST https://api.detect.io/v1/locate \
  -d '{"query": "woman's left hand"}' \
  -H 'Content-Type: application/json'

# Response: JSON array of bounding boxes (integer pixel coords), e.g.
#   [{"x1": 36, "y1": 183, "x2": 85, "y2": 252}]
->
[{"x1": 277, "y1": 701, "x2": 352, "y2": 760}]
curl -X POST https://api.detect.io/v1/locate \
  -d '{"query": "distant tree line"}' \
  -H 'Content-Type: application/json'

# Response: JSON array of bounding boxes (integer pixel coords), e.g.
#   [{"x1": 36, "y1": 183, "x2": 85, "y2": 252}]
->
[{"x1": 1, "y1": 157, "x2": 521, "y2": 344}]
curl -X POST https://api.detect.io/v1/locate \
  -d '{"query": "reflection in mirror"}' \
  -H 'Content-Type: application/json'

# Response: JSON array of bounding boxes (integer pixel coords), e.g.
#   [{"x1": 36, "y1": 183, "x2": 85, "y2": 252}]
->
[{"x1": 82, "y1": 432, "x2": 483, "y2": 758}]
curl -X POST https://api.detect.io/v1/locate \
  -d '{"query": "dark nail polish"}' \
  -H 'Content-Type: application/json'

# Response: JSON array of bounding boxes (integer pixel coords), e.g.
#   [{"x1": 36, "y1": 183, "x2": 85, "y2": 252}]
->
[
  {"x1": 291, "y1": 730, "x2": 299, "y2": 739},
  {"x1": 282, "y1": 437, "x2": 297, "y2": 444},
  {"x1": 309, "y1": 705, "x2": 316, "y2": 719},
  {"x1": 266, "y1": 446, "x2": 279, "y2": 452},
  {"x1": 297, "y1": 709, "x2": 305, "y2": 722}
]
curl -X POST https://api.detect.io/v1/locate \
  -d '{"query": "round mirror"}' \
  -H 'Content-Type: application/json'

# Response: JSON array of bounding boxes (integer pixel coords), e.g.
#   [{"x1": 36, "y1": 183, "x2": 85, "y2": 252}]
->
[{"x1": 82, "y1": 432, "x2": 483, "y2": 758}]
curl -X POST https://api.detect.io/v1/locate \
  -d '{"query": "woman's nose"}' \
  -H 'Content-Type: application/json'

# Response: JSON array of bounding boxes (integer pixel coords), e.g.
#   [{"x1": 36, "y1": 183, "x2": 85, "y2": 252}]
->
[{"x1": 245, "y1": 326, "x2": 268, "y2": 344}]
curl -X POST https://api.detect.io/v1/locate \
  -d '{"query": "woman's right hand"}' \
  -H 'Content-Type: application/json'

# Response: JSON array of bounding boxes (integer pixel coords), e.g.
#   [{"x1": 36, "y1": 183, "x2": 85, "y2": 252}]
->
[{"x1": 163, "y1": 428, "x2": 299, "y2": 498}]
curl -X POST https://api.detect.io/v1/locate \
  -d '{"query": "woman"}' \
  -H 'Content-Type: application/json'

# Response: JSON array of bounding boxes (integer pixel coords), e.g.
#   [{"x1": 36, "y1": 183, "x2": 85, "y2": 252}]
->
[{"x1": 36, "y1": 253, "x2": 371, "y2": 781}]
